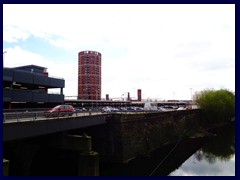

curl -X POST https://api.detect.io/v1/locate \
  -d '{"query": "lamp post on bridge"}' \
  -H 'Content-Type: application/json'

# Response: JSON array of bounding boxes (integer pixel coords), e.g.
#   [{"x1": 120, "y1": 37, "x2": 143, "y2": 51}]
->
[
  {"x1": 189, "y1": 88, "x2": 193, "y2": 109},
  {"x1": 190, "y1": 88, "x2": 192, "y2": 102},
  {"x1": 122, "y1": 92, "x2": 128, "y2": 109},
  {"x1": 3, "y1": 51, "x2": 7, "y2": 63},
  {"x1": 143, "y1": 93, "x2": 145, "y2": 102}
]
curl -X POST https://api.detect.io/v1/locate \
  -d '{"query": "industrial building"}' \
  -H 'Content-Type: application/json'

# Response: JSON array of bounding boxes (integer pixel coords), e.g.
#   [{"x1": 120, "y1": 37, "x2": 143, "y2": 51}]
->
[
  {"x1": 78, "y1": 50, "x2": 101, "y2": 100},
  {"x1": 3, "y1": 65, "x2": 65, "y2": 109}
]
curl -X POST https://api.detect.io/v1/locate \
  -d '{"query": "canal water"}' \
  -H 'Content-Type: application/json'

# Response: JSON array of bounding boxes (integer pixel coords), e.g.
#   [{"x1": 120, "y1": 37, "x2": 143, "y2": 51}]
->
[
  {"x1": 100, "y1": 122, "x2": 235, "y2": 176},
  {"x1": 169, "y1": 152, "x2": 235, "y2": 176},
  {"x1": 169, "y1": 122, "x2": 235, "y2": 176}
]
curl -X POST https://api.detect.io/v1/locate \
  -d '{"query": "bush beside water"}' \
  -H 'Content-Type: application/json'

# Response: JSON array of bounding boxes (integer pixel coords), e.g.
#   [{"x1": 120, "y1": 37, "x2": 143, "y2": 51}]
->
[{"x1": 194, "y1": 89, "x2": 235, "y2": 124}]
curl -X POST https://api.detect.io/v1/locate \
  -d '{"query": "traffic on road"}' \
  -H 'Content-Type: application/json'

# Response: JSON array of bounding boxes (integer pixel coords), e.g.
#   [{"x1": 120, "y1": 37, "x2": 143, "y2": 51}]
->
[{"x1": 3, "y1": 103, "x2": 194, "y2": 123}]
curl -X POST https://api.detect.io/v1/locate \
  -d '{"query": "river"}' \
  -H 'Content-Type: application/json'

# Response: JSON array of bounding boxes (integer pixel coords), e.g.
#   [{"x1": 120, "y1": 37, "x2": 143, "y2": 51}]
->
[{"x1": 169, "y1": 122, "x2": 235, "y2": 176}]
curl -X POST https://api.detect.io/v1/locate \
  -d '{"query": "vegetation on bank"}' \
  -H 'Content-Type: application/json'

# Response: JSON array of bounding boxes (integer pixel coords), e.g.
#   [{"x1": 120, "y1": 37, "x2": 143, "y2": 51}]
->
[{"x1": 193, "y1": 89, "x2": 235, "y2": 124}]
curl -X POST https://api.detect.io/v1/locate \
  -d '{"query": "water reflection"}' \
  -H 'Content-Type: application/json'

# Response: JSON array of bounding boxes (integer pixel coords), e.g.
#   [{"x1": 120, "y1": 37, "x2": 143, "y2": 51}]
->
[
  {"x1": 99, "y1": 137, "x2": 205, "y2": 176},
  {"x1": 201, "y1": 122, "x2": 235, "y2": 162},
  {"x1": 169, "y1": 154, "x2": 235, "y2": 176},
  {"x1": 169, "y1": 122, "x2": 235, "y2": 176}
]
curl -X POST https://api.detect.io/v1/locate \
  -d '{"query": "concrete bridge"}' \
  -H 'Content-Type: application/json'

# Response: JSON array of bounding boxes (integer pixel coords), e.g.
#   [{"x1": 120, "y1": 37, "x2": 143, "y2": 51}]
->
[
  {"x1": 3, "y1": 112, "x2": 108, "y2": 142},
  {"x1": 3, "y1": 109, "x2": 202, "y2": 176}
]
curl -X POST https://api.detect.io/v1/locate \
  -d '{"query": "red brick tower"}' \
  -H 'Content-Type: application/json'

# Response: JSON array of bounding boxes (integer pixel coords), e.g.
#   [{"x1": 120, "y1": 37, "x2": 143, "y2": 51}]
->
[{"x1": 78, "y1": 51, "x2": 101, "y2": 100}]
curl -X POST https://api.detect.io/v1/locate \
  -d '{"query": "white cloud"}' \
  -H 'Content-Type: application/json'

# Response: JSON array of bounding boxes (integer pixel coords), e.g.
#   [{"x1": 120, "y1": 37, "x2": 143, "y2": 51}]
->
[
  {"x1": 3, "y1": 4, "x2": 235, "y2": 100},
  {"x1": 4, "y1": 46, "x2": 46, "y2": 67},
  {"x1": 3, "y1": 26, "x2": 30, "y2": 43},
  {"x1": 3, "y1": 46, "x2": 78, "y2": 97}
]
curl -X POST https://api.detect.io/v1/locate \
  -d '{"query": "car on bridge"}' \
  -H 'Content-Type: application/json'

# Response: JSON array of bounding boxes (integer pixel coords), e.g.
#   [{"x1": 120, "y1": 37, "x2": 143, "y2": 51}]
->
[
  {"x1": 44, "y1": 105, "x2": 75, "y2": 117},
  {"x1": 177, "y1": 106, "x2": 186, "y2": 111},
  {"x1": 101, "y1": 106, "x2": 112, "y2": 113}
]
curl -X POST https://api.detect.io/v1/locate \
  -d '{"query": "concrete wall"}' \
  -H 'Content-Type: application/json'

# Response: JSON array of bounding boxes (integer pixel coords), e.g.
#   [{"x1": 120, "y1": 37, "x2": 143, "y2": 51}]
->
[
  {"x1": 113, "y1": 110, "x2": 201, "y2": 162},
  {"x1": 76, "y1": 110, "x2": 202, "y2": 163}
]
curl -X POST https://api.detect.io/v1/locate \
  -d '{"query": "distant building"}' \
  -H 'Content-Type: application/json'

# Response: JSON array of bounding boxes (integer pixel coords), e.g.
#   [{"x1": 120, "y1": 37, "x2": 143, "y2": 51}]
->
[
  {"x1": 137, "y1": 89, "x2": 142, "y2": 101},
  {"x1": 78, "y1": 50, "x2": 101, "y2": 100},
  {"x1": 127, "y1": 92, "x2": 131, "y2": 101},
  {"x1": 3, "y1": 65, "x2": 65, "y2": 109},
  {"x1": 106, "y1": 94, "x2": 109, "y2": 100}
]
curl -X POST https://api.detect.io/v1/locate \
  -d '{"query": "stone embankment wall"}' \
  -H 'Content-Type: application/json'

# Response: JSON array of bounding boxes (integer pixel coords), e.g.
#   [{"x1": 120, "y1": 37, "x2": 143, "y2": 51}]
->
[{"x1": 93, "y1": 109, "x2": 202, "y2": 162}]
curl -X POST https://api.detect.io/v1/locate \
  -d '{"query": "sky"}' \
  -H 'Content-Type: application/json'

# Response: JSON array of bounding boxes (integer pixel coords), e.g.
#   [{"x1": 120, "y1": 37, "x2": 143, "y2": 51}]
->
[{"x1": 3, "y1": 4, "x2": 235, "y2": 101}]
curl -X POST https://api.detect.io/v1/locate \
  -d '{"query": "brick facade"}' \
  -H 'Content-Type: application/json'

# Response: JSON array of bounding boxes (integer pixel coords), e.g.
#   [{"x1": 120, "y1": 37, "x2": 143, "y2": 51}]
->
[{"x1": 78, "y1": 51, "x2": 101, "y2": 100}]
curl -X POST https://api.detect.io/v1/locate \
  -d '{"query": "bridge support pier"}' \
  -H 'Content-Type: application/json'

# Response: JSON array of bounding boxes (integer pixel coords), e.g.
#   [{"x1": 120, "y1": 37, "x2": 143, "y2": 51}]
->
[
  {"x1": 61, "y1": 133, "x2": 99, "y2": 176},
  {"x1": 3, "y1": 159, "x2": 10, "y2": 176},
  {"x1": 78, "y1": 151, "x2": 99, "y2": 176}
]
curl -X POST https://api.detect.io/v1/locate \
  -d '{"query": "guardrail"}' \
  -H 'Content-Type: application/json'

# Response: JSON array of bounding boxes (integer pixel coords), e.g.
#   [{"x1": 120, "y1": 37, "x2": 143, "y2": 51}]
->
[
  {"x1": 3, "y1": 110, "x2": 105, "y2": 123},
  {"x1": 3, "y1": 110, "x2": 172, "y2": 123},
  {"x1": 3, "y1": 106, "x2": 186, "y2": 123}
]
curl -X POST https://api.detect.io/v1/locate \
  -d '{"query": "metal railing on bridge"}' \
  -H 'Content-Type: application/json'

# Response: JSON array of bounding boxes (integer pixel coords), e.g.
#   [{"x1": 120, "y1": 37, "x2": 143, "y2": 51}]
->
[
  {"x1": 3, "y1": 105, "x2": 188, "y2": 123},
  {"x1": 2, "y1": 110, "x2": 158, "y2": 123},
  {"x1": 3, "y1": 109, "x2": 105, "y2": 123}
]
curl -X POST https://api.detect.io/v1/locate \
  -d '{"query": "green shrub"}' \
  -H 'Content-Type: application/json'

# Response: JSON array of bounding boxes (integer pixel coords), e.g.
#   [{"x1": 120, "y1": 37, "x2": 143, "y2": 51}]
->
[{"x1": 194, "y1": 89, "x2": 235, "y2": 123}]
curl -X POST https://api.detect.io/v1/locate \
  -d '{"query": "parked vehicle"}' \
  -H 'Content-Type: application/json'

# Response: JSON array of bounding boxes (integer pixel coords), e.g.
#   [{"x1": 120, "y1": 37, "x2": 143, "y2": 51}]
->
[
  {"x1": 158, "y1": 107, "x2": 166, "y2": 112},
  {"x1": 177, "y1": 106, "x2": 186, "y2": 111},
  {"x1": 75, "y1": 107, "x2": 87, "y2": 112},
  {"x1": 44, "y1": 105, "x2": 75, "y2": 117},
  {"x1": 101, "y1": 106, "x2": 112, "y2": 113}
]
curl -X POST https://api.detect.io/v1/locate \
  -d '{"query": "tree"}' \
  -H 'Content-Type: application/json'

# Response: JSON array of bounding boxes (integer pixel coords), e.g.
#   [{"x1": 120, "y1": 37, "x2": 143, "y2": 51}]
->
[{"x1": 194, "y1": 89, "x2": 235, "y2": 123}]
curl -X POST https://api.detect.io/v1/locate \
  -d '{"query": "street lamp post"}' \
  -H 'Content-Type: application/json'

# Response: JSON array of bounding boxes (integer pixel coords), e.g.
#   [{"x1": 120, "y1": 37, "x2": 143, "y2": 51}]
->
[
  {"x1": 121, "y1": 94, "x2": 124, "y2": 101},
  {"x1": 190, "y1": 88, "x2": 192, "y2": 101},
  {"x1": 189, "y1": 88, "x2": 193, "y2": 109},
  {"x1": 123, "y1": 92, "x2": 128, "y2": 109},
  {"x1": 3, "y1": 51, "x2": 7, "y2": 63},
  {"x1": 143, "y1": 93, "x2": 145, "y2": 102}
]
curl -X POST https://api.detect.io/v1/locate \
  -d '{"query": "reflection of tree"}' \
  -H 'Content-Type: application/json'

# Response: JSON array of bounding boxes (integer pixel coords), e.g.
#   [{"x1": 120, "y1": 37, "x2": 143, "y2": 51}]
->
[
  {"x1": 200, "y1": 123, "x2": 235, "y2": 163},
  {"x1": 195, "y1": 150, "x2": 204, "y2": 162}
]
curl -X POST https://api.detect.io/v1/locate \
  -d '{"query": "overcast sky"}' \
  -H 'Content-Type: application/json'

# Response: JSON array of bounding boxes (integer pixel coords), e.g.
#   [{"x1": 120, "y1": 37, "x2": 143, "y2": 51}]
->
[{"x1": 3, "y1": 4, "x2": 235, "y2": 100}]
